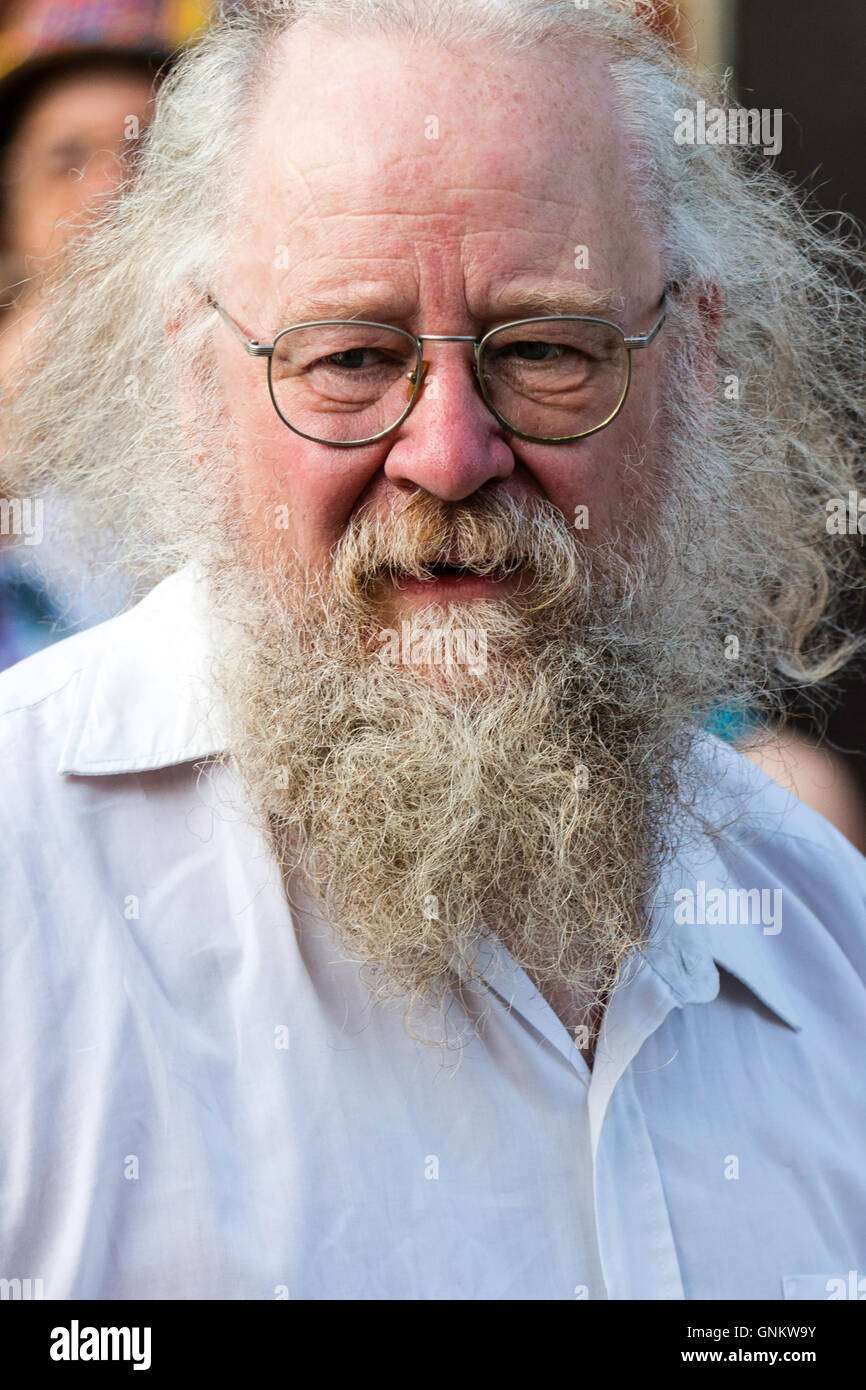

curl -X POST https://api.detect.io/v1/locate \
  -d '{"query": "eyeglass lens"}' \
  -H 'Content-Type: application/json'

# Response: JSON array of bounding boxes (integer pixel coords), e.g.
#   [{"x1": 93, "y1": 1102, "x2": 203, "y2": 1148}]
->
[{"x1": 267, "y1": 318, "x2": 630, "y2": 444}]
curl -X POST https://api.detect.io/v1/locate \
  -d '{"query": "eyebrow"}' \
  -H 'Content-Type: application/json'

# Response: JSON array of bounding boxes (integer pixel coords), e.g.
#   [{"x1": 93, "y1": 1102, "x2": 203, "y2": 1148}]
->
[
  {"x1": 276, "y1": 284, "x2": 628, "y2": 330},
  {"x1": 276, "y1": 290, "x2": 415, "y2": 326},
  {"x1": 486, "y1": 285, "x2": 627, "y2": 321},
  {"x1": 284, "y1": 301, "x2": 381, "y2": 324}
]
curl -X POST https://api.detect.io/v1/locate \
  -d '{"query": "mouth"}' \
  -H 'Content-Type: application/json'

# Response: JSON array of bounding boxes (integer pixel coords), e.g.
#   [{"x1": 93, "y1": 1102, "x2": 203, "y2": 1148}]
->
[{"x1": 385, "y1": 555, "x2": 522, "y2": 600}]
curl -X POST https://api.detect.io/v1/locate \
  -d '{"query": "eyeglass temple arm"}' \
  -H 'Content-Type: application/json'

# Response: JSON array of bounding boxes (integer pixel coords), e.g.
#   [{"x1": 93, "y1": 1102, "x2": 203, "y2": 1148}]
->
[
  {"x1": 207, "y1": 294, "x2": 274, "y2": 358},
  {"x1": 207, "y1": 280, "x2": 677, "y2": 358},
  {"x1": 623, "y1": 282, "x2": 677, "y2": 350}
]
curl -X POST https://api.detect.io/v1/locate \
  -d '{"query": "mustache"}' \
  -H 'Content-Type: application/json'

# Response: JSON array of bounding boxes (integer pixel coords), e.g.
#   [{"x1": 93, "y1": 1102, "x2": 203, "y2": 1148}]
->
[{"x1": 330, "y1": 488, "x2": 586, "y2": 591}]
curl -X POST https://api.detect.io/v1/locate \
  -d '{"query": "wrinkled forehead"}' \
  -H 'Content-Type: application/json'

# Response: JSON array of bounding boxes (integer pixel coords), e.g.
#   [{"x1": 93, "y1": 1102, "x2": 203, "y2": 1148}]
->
[{"x1": 229, "y1": 22, "x2": 659, "y2": 317}]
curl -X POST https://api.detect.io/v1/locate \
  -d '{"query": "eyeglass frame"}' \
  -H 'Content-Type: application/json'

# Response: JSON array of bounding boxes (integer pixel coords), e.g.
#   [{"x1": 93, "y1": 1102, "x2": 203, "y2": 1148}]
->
[{"x1": 206, "y1": 283, "x2": 674, "y2": 448}]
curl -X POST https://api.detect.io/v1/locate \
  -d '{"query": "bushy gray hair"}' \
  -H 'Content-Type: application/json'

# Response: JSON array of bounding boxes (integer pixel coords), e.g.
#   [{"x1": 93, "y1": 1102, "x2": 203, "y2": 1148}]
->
[{"x1": 3, "y1": 0, "x2": 865, "y2": 714}]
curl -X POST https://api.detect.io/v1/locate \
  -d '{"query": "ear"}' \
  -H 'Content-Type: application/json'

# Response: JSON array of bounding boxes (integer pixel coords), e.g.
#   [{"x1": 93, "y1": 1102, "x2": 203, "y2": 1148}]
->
[
  {"x1": 668, "y1": 279, "x2": 722, "y2": 413},
  {"x1": 162, "y1": 279, "x2": 208, "y2": 355}
]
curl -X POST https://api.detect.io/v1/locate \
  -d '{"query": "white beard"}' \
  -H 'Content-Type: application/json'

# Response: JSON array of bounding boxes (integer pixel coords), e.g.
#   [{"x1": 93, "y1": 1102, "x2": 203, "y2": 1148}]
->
[{"x1": 203, "y1": 487, "x2": 703, "y2": 1046}]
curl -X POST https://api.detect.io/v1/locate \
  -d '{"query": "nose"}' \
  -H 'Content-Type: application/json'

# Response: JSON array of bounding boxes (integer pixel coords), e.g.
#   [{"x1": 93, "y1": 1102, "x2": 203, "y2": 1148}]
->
[{"x1": 383, "y1": 343, "x2": 516, "y2": 501}]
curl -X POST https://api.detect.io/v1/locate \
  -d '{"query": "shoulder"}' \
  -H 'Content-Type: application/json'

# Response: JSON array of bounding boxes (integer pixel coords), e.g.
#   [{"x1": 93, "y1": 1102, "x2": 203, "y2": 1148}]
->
[
  {"x1": 0, "y1": 616, "x2": 107, "y2": 717},
  {"x1": 0, "y1": 613, "x2": 137, "y2": 899},
  {"x1": 0, "y1": 615, "x2": 114, "y2": 775},
  {"x1": 692, "y1": 732, "x2": 866, "y2": 976},
  {"x1": 696, "y1": 729, "x2": 865, "y2": 862},
  {"x1": 0, "y1": 566, "x2": 223, "y2": 782}
]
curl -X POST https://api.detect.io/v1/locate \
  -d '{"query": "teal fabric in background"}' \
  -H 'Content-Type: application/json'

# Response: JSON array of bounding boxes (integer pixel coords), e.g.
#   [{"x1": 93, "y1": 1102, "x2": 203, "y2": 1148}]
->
[{"x1": 704, "y1": 704, "x2": 761, "y2": 745}]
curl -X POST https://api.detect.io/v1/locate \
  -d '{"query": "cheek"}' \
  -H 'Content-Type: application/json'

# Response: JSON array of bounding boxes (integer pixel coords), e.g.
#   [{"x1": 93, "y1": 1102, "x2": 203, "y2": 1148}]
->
[
  {"x1": 39, "y1": 181, "x2": 85, "y2": 232},
  {"x1": 217, "y1": 359, "x2": 383, "y2": 563},
  {"x1": 522, "y1": 360, "x2": 664, "y2": 538},
  {"x1": 518, "y1": 440, "x2": 634, "y2": 539},
  {"x1": 4, "y1": 177, "x2": 54, "y2": 256}
]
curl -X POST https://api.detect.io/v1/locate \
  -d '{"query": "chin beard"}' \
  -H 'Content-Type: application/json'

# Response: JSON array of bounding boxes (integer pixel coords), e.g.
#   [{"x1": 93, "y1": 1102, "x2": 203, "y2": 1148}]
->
[{"x1": 206, "y1": 488, "x2": 699, "y2": 1047}]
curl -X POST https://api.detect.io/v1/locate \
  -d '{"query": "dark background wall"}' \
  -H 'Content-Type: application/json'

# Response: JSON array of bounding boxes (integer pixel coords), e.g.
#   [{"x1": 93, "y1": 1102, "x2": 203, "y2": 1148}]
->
[
  {"x1": 735, "y1": 0, "x2": 866, "y2": 787},
  {"x1": 735, "y1": 1, "x2": 866, "y2": 224}
]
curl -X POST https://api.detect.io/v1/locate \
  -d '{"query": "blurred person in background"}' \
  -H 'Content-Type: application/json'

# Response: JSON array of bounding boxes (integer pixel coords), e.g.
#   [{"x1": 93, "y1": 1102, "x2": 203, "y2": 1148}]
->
[{"x1": 0, "y1": 0, "x2": 209, "y2": 668}]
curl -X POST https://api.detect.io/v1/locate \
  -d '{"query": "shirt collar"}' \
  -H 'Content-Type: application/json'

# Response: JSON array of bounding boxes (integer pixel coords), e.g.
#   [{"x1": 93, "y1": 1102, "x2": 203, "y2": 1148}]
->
[
  {"x1": 58, "y1": 564, "x2": 228, "y2": 775},
  {"x1": 451, "y1": 786, "x2": 803, "y2": 1037},
  {"x1": 58, "y1": 566, "x2": 802, "y2": 1031},
  {"x1": 642, "y1": 823, "x2": 803, "y2": 1031}
]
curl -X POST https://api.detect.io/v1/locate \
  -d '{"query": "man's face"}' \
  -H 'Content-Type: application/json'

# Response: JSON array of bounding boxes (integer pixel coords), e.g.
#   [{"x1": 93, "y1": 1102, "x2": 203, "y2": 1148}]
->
[
  {"x1": 2, "y1": 66, "x2": 156, "y2": 266},
  {"x1": 211, "y1": 27, "x2": 667, "y2": 627},
  {"x1": 196, "y1": 28, "x2": 692, "y2": 1038}
]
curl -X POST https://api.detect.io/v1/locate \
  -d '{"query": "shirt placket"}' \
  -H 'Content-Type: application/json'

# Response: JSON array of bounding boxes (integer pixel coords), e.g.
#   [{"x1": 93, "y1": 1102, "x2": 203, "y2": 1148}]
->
[{"x1": 586, "y1": 953, "x2": 702, "y2": 1300}]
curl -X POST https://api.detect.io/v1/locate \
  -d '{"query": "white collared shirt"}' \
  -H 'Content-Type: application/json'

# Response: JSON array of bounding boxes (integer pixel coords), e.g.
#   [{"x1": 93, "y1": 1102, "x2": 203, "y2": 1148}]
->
[{"x1": 1, "y1": 566, "x2": 865, "y2": 1301}]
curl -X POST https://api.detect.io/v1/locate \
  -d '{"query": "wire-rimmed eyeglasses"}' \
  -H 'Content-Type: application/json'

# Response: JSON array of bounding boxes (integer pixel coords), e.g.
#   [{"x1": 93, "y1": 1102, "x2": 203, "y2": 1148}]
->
[{"x1": 207, "y1": 285, "x2": 673, "y2": 448}]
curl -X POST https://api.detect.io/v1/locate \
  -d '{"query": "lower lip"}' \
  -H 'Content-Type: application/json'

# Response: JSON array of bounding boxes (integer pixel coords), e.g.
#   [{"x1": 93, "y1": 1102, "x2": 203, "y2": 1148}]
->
[{"x1": 389, "y1": 569, "x2": 518, "y2": 600}]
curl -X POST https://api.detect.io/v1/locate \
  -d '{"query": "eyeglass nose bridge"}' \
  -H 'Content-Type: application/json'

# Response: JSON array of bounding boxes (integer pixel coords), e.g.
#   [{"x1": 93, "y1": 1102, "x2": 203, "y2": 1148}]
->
[{"x1": 404, "y1": 332, "x2": 484, "y2": 401}]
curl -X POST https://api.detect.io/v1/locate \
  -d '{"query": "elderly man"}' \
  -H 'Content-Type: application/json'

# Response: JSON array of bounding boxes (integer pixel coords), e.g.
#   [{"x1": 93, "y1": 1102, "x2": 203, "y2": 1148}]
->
[{"x1": 1, "y1": 0, "x2": 864, "y2": 1301}]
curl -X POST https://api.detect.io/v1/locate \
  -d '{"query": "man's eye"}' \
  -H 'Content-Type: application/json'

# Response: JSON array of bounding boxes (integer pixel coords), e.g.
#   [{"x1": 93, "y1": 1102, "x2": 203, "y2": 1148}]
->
[
  {"x1": 316, "y1": 348, "x2": 388, "y2": 370},
  {"x1": 508, "y1": 340, "x2": 566, "y2": 362},
  {"x1": 498, "y1": 340, "x2": 597, "y2": 367}
]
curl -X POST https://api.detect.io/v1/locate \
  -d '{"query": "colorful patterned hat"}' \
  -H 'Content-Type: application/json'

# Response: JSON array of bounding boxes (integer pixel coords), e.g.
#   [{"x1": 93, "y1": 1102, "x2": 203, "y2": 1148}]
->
[{"x1": 0, "y1": 0, "x2": 214, "y2": 146}]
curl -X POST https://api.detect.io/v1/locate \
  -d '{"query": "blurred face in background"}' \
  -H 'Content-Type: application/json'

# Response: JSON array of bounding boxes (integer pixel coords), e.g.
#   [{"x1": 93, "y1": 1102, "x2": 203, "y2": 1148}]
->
[{"x1": 1, "y1": 62, "x2": 155, "y2": 276}]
